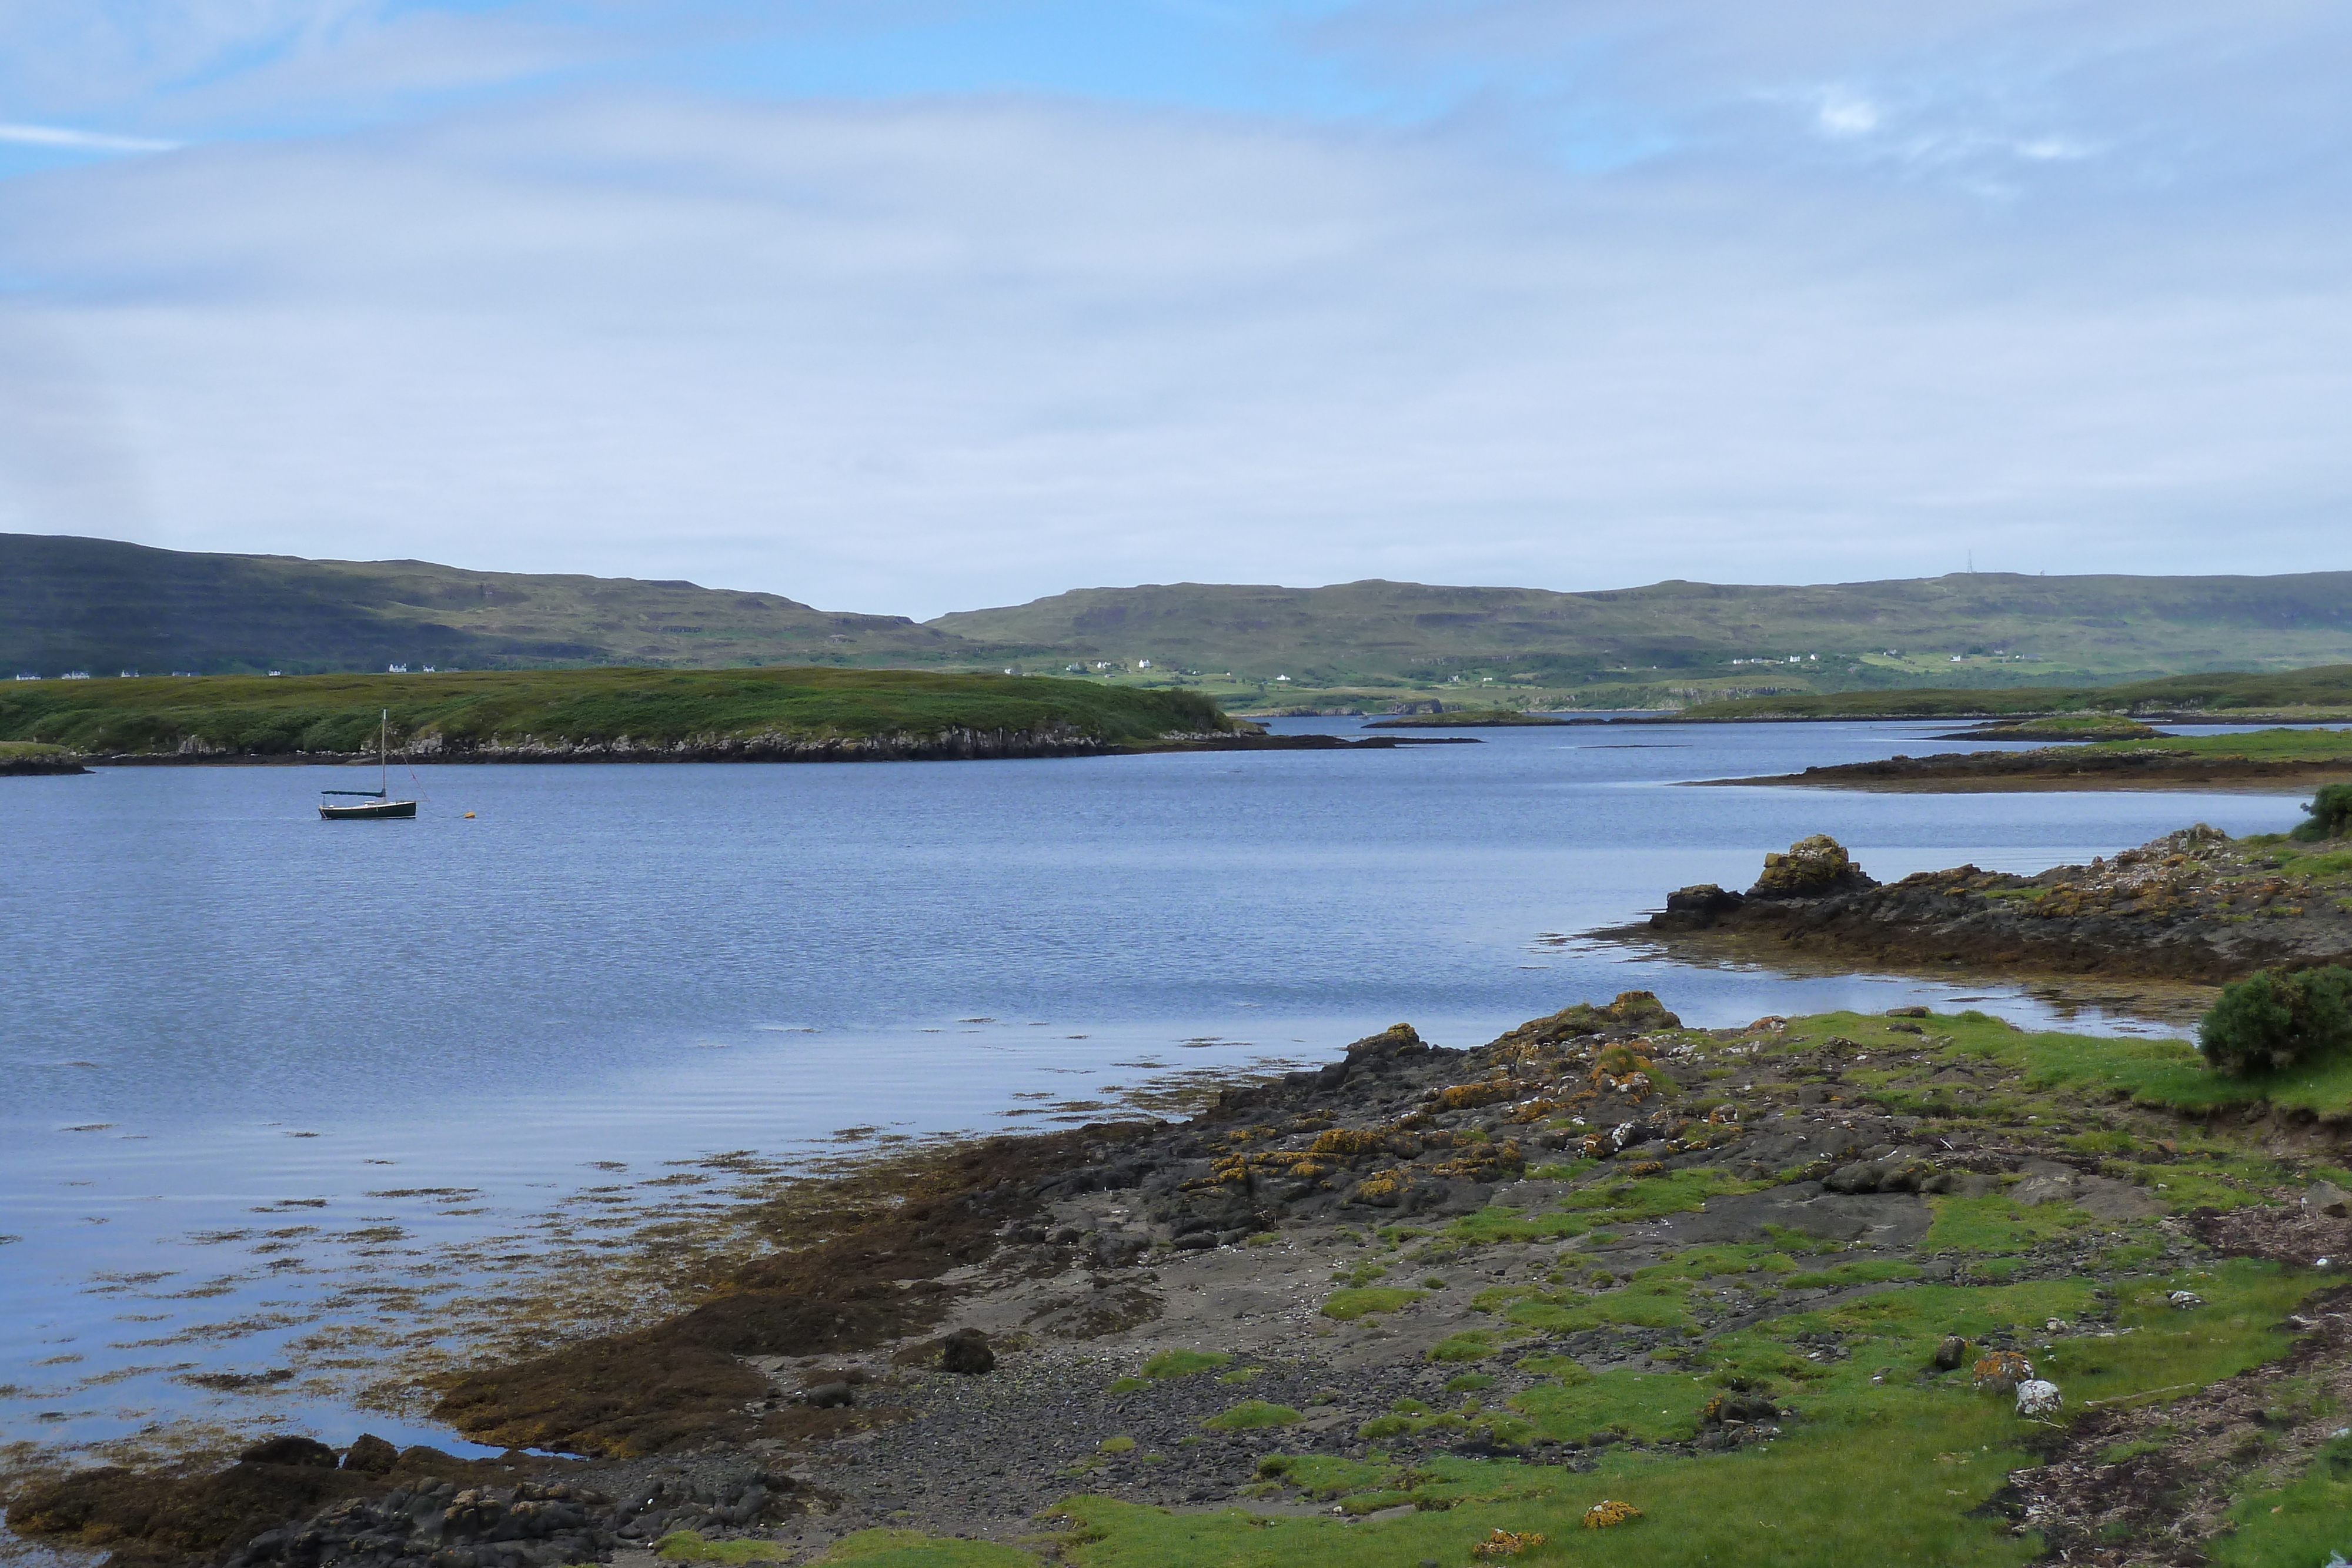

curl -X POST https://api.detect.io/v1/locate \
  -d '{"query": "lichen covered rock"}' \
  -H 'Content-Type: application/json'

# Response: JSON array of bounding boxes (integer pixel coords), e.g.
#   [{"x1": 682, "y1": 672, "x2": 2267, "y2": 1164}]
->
[{"x1": 1749, "y1": 834, "x2": 1878, "y2": 899}]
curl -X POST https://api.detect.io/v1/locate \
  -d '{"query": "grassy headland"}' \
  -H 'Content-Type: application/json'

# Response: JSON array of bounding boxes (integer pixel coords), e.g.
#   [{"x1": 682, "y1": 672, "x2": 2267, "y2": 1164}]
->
[
  {"x1": 0, "y1": 667, "x2": 1235, "y2": 760},
  {"x1": 1673, "y1": 663, "x2": 2352, "y2": 722},
  {"x1": 0, "y1": 738, "x2": 89, "y2": 775},
  {"x1": 1717, "y1": 724, "x2": 2352, "y2": 793}
]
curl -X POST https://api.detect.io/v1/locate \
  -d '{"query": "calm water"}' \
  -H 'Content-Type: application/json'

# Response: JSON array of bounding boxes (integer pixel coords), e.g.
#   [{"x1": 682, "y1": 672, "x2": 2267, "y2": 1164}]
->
[{"x1": 0, "y1": 718, "x2": 2318, "y2": 1468}]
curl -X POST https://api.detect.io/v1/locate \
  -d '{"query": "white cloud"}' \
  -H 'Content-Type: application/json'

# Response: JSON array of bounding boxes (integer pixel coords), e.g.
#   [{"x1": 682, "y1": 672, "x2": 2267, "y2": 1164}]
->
[
  {"x1": 0, "y1": 122, "x2": 179, "y2": 152},
  {"x1": 1811, "y1": 90, "x2": 1879, "y2": 138},
  {"x1": 2, "y1": 86, "x2": 2346, "y2": 616}
]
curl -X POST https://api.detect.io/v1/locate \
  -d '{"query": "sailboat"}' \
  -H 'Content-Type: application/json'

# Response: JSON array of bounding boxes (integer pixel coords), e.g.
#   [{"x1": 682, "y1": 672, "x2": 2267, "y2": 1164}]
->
[{"x1": 319, "y1": 708, "x2": 417, "y2": 820}]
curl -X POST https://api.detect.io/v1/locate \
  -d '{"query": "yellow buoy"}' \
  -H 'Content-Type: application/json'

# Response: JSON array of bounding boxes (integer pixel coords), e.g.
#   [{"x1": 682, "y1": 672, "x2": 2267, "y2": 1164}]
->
[{"x1": 463, "y1": 811, "x2": 476, "y2": 818}]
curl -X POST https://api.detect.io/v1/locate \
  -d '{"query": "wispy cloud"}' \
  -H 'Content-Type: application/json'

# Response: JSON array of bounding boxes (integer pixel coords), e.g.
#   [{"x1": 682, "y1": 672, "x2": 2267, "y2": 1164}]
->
[{"x1": 0, "y1": 122, "x2": 179, "y2": 153}]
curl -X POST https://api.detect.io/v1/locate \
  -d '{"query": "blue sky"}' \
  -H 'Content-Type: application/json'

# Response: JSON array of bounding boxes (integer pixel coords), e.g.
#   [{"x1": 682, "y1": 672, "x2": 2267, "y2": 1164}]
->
[{"x1": 1, "y1": 2, "x2": 2347, "y2": 614}]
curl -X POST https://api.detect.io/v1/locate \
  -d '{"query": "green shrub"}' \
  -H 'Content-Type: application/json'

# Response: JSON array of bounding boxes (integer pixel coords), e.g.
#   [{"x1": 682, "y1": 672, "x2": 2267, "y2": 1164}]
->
[
  {"x1": 2292, "y1": 783, "x2": 2352, "y2": 841},
  {"x1": 2197, "y1": 967, "x2": 2352, "y2": 1077}
]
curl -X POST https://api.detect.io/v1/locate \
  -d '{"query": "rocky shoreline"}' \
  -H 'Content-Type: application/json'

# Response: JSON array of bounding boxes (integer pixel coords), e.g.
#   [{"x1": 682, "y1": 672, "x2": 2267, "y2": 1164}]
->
[
  {"x1": 16, "y1": 968, "x2": 2352, "y2": 1568},
  {"x1": 1612, "y1": 828, "x2": 2352, "y2": 985},
  {"x1": 1699, "y1": 742, "x2": 2352, "y2": 792}
]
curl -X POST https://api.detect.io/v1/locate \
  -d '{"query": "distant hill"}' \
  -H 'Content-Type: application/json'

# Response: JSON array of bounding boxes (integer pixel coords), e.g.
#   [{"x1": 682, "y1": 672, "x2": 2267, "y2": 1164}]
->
[
  {"x1": 0, "y1": 533, "x2": 973, "y2": 676},
  {"x1": 927, "y1": 575, "x2": 2352, "y2": 696},
  {"x1": 10, "y1": 535, "x2": 2352, "y2": 707}
]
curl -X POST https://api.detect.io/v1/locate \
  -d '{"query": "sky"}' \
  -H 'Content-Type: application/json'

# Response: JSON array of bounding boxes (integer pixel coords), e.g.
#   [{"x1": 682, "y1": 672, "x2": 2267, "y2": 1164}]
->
[{"x1": 1, "y1": 2, "x2": 2347, "y2": 618}]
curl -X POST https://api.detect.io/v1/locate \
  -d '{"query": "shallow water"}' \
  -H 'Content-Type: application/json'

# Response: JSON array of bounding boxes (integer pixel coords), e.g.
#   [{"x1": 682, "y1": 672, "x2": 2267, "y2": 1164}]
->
[{"x1": 0, "y1": 717, "x2": 2315, "y2": 1468}]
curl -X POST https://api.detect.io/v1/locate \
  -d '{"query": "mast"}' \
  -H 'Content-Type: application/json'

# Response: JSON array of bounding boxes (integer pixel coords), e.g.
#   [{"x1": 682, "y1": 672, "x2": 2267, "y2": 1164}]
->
[{"x1": 380, "y1": 708, "x2": 389, "y2": 797}]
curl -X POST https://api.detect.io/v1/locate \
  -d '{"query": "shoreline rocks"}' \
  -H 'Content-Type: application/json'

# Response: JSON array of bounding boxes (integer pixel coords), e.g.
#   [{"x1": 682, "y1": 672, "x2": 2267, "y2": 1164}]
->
[{"x1": 1626, "y1": 829, "x2": 2352, "y2": 984}]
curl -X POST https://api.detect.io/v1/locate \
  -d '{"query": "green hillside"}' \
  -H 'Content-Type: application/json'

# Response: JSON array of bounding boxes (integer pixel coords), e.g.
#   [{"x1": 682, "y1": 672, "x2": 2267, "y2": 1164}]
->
[
  {"x1": 928, "y1": 573, "x2": 2352, "y2": 709},
  {"x1": 12, "y1": 533, "x2": 2352, "y2": 715},
  {"x1": 1675, "y1": 664, "x2": 2352, "y2": 721},
  {"x1": 0, "y1": 533, "x2": 975, "y2": 677},
  {"x1": 0, "y1": 667, "x2": 1230, "y2": 758}
]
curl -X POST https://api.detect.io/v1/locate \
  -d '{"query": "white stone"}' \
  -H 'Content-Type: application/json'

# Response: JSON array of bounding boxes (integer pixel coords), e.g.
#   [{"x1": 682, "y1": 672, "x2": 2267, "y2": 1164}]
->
[{"x1": 2015, "y1": 1380, "x2": 2063, "y2": 1417}]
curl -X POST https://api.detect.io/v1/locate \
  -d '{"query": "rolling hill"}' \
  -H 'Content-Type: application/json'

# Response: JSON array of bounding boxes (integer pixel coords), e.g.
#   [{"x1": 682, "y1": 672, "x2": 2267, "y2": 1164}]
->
[
  {"x1": 926, "y1": 574, "x2": 2352, "y2": 698},
  {"x1": 0, "y1": 533, "x2": 971, "y2": 677},
  {"x1": 9, "y1": 534, "x2": 2352, "y2": 712}
]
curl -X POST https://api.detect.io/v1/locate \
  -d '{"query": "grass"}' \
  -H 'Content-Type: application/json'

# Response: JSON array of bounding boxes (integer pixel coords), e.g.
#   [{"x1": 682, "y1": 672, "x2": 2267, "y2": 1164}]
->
[
  {"x1": 2079, "y1": 726, "x2": 2352, "y2": 765},
  {"x1": 654, "y1": 1532, "x2": 791, "y2": 1563},
  {"x1": 1042, "y1": 1004, "x2": 2352, "y2": 1568},
  {"x1": 0, "y1": 739, "x2": 78, "y2": 759},
  {"x1": 2210, "y1": 1432, "x2": 2352, "y2": 1567},
  {"x1": 1921, "y1": 1196, "x2": 2103, "y2": 1253},
  {"x1": 1678, "y1": 663, "x2": 2352, "y2": 721},
  {"x1": 1778, "y1": 1008, "x2": 2352, "y2": 1119},
  {"x1": 0, "y1": 666, "x2": 1233, "y2": 755},
  {"x1": 1141, "y1": 1350, "x2": 1233, "y2": 1379},
  {"x1": 811, "y1": 1530, "x2": 1038, "y2": 1567}
]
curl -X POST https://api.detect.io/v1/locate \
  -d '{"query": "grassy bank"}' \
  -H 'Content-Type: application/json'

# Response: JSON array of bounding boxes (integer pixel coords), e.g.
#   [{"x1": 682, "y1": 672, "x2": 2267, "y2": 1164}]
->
[
  {"x1": 1675, "y1": 663, "x2": 2352, "y2": 721},
  {"x1": 0, "y1": 667, "x2": 1234, "y2": 757}
]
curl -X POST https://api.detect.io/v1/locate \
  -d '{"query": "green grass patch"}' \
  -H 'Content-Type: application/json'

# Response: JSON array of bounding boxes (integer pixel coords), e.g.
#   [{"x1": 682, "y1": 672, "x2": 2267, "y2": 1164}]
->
[
  {"x1": 1483, "y1": 1278, "x2": 1696, "y2": 1335},
  {"x1": 1201, "y1": 1400, "x2": 1303, "y2": 1432},
  {"x1": 1142, "y1": 1349, "x2": 1233, "y2": 1379},
  {"x1": 1923, "y1": 1195, "x2": 2103, "y2": 1253},
  {"x1": 1098, "y1": 1436, "x2": 1135, "y2": 1455},
  {"x1": 2209, "y1": 1433, "x2": 2352, "y2": 1567},
  {"x1": 1321, "y1": 1286, "x2": 1426, "y2": 1321},
  {"x1": 1427, "y1": 1331, "x2": 1502, "y2": 1363},
  {"x1": 1780, "y1": 1259, "x2": 1925, "y2": 1290}
]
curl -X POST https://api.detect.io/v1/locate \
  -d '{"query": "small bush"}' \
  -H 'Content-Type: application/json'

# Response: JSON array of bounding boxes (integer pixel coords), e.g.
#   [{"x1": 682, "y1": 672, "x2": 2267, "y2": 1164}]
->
[
  {"x1": 2197, "y1": 967, "x2": 2352, "y2": 1077},
  {"x1": 2291, "y1": 783, "x2": 2352, "y2": 841}
]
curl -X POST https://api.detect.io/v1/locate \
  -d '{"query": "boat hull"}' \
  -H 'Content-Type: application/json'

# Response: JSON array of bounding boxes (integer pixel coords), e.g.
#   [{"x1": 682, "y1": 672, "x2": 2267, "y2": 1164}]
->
[{"x1": 319, "y1": 800, "x2": 417, "y2": 820}]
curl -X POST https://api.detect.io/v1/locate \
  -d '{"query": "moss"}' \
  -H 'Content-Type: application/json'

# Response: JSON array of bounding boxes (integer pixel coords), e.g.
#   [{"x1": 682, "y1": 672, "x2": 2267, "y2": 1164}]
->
[
  {"x1": 1428, "y1": 1332, "x2": 1502, "y2": 1363},
  {"x1": 1321, "y1": 1286, "x2": 1426, "y2": 1321},
  {"x1": 1142, "y1": 1350, "x2": 1232, "y2": 1379},
  {"x1": 1201, "y1": 1400, "x2": 1303, "y2": 1432}
]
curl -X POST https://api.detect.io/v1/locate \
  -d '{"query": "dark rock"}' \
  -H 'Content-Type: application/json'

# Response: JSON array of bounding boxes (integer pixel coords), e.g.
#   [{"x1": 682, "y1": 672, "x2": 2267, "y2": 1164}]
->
[
  {"x1": 239, "y1": 1437, "x2": 340, "y2": 1470},
  {"x1": 340, "y1": 1435, "x2": 399, "y2": 1474},
  {"x1": 1665, "y1": 884, "x2": 1746, "y2": 918},
  {"x1": 1345, "y1": 1024, "x2": 1429, "y2": 1064},
  {"x1": 1933, "y1": 1335, "x2": 1969, "y2": 1371},
  {"x1": 802, "y1": 1382, "x2": 856, "y2": 1409},
  {"x1": 939, "y1": 1329, "x2": 995, "y2": 1375}
]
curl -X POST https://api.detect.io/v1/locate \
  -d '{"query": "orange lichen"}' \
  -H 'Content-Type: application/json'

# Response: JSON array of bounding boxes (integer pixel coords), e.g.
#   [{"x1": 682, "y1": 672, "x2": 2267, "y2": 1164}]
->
[
  {"x1": 1582, "y1": 1499, "x2": 1642, "y2": 1529},
  {"x1": 1472, "y1": 1528, "x2": 1550, "y2": 1556}
]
